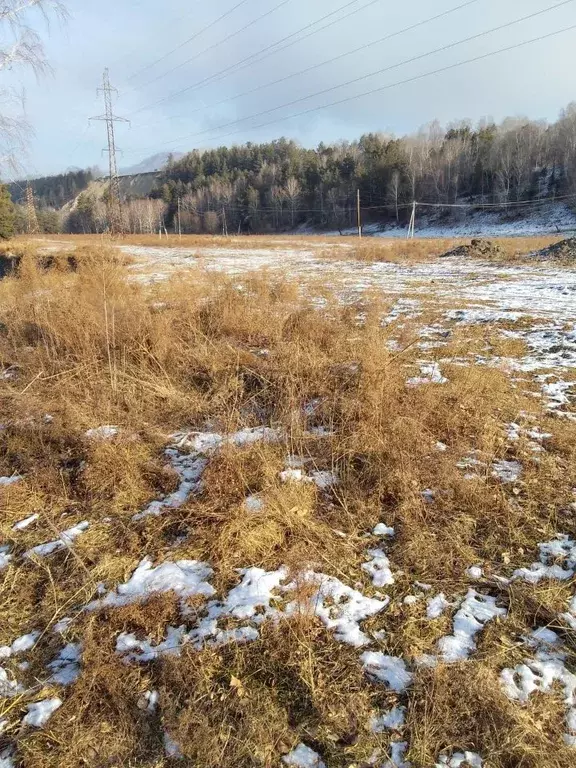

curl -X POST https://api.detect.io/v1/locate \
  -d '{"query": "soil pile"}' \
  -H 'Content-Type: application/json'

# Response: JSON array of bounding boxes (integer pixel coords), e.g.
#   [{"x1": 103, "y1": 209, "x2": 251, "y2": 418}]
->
[
  {"x1": 530, "y1": 237, "x2": 576, "y2": 260},
  {"x1": 440, "y1": 238, "x2": 504, "y2": 259}
]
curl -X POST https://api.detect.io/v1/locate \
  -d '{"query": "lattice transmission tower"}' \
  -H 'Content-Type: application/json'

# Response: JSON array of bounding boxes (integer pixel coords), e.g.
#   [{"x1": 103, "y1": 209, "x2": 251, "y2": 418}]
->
[
  {"x1": 25, "y1": 183, "x2": 39, "y2": 234},
  {"x1": 91, "y1": 69, "x2": 129, "y2": 235}
]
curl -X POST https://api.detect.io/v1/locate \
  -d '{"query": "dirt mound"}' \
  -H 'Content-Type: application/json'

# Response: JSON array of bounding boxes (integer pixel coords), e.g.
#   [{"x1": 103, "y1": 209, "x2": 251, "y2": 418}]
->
[
  {"x1": 530, "y1": 237, "x2": 576, "y2": 260},
  {"x1": 440, "y1": 238, "x2": 504, "y2": 259},
  {"x1": 0, "y1": 252, "x2": 19, "y2": 278},
  {"x1": 0, "y1": 250, "x2": 77, "y2": 279}
]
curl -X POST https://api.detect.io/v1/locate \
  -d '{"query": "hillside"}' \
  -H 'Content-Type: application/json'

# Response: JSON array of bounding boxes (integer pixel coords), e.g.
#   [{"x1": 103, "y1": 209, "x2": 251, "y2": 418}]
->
[{"x1": 120, "y1": 152, "x2": 184, "y2": 176}]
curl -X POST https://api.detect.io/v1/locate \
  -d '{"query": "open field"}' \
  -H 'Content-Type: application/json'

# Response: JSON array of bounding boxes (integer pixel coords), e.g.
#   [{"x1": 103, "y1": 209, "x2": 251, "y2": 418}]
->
[{"x1": 1, "y1": 235, "x2": 576, "y2": 768}]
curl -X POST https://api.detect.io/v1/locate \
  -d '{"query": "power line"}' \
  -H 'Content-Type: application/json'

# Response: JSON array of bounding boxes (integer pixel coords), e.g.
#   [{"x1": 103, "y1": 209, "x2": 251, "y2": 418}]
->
[
  {"x1": 129, "y1": 0, "x2": 576, "y2": 154},
  {"x1": 109, "y1": 0, "x2": 205, "y2": 75},
  {"x1": 159, "y1": 194, "x2": 576, "y2": 215},
  {"x1": 218, "y1": 20, "x2": 576, "y2": 147},
  {"x1": 128, "y1": 0, "x2": 383, "y2": 119},
  {"x1": 127, "y1": 0, "x2": 251, "y2": 83},
  {"x1": 136, "y1": 0, "x2": 293, "y2": 91},
  {"x1": 130, "y1": 0, "x2": 478, "y2": 129}
]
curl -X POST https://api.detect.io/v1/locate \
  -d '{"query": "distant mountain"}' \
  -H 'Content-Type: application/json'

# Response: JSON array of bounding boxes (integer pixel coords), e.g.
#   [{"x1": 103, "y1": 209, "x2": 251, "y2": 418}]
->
[{"x1": 120, "y1": 152, "x2": 184, "y2": 176}]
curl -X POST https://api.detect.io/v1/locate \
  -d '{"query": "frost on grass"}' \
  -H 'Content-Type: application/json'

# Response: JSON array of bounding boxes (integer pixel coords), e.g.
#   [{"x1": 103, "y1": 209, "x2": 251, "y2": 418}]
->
[
  {"x1": 360, "y1": 652, "x2": 412, "y2": 692},
  {"x1": 437, "y1": 590, "x2": 506, "y2": 662},
  {"x1": 512, "y1": 535, "x2": 576, "y2": 583},
  {"x1": 163, "y1": 730, "x2": 182, "y2": 758},
  {"x1": 23, "y1": 698, "x2": 62, "y2": 727},
  {"x1": 0, "y1": 748, "x2": 14, "y2": 768},
  {"x1": 500, "y1": 628, "x2": 576, "y2": 747},
  {"x1": 24, "y1": 521, "x2": 89, "y2": 559},
  {"x1": 87, "y1": 557, "x2": 215, "y2": 612},
  {"x1": 282, "y1": 743, "x2": 326, "y2": 768}
]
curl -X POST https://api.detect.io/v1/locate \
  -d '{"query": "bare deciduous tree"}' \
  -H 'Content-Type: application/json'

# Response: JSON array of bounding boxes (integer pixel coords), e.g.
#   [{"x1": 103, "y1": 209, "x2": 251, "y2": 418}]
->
[{"x1": 0, "y1": 1, "x2": 66, "y2": 175}]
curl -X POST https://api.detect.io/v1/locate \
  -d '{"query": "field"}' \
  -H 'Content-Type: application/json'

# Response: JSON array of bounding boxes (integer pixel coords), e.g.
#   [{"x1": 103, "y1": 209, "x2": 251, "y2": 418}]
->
[{"x1": 1, "y1": 234, "x2": 575, "y2": 768}]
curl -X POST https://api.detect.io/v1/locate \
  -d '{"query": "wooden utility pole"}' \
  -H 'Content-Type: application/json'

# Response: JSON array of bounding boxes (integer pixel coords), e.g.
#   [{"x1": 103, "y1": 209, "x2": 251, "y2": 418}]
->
[
  {"x1": 407, "y1": 201, "x2": 416, "y2": 239},
  {"x1": 357, "y1": 188, "x2": 362, "y2": 238},
  {"x1": 177, "y1": 197, "x2": 182, "y2": 239}
]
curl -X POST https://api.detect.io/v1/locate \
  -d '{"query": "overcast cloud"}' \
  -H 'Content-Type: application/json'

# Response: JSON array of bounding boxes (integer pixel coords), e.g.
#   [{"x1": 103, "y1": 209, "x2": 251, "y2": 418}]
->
[{"x1": 5, "y1": 0, "x2": 576, "y2": 176}]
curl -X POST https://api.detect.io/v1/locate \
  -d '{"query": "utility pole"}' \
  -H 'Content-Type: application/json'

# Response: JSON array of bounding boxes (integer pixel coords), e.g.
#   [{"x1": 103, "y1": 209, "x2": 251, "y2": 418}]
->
[
  {"x1": 407, "y1": 200, "x2": 416, "y2": 239},
  {"x1": 91, "y1": 69, "x2": 129, "y2": 236},
  {"x1": 25, "y1": 183, "x2": 39, "y2": 235},
  {"x1": 177, "y1": 197, "x2": 182, "y2": 239},
  {"x1": 222, "y1": 207, "x2": 228, "y2": 236},
  {"x1": 357, "y1": 188, "x2": 362, "y2": 238}
]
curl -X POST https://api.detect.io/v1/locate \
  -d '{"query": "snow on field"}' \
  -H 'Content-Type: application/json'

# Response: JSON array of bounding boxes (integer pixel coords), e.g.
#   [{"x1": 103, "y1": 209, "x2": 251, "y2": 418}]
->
[
  {"x1": 121, "y1": 240, "x2": 576, "y2": 417},
  {"x1": 4, "y1": 239, "x2": 576, "y2": 762},
  {"x1": 121, "y1": 242, "x2": 576, "y2": 321},
  {"x1": 374, "y1": 203, "x2": 576, "y2": 239}
]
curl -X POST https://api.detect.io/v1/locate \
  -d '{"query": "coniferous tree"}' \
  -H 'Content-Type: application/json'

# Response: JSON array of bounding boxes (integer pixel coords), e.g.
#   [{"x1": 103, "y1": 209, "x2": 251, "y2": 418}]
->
[{"x1": 0, "y1": 184, "x2": 15, "y2": 239}]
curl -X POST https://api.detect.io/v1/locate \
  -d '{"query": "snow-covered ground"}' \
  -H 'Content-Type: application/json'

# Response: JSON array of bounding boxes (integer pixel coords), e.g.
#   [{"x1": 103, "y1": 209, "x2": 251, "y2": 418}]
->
[
  {"x1": 3, "y1": 237, "x2": 576, "y2": 765},
  {"x1": 121, "y1": 240, "x2": 576, "y2": 414},
  {"x1": 323, "y1": 202, "x2": 576, "y2": 238}
]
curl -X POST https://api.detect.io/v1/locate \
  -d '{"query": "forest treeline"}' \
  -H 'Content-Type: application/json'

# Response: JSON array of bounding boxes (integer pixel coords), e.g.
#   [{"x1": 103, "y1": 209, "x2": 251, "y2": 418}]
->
[{"x1": 9, "y1": 104, "x2": 576, "y2": 234}]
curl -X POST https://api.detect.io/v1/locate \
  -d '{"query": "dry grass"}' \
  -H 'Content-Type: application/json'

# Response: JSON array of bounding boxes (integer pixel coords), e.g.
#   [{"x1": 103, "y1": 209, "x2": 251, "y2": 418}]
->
[
  {"x1": 0, "y1": 241, "x2": 575, "y2": 767},
  {"x1": 25, "y1": 232, "x2": 564, "y2": 264}
]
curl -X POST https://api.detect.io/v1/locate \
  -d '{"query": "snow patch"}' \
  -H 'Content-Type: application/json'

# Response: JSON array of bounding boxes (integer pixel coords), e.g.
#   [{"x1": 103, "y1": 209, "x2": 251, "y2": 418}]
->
[
  {"x1": 427, "y1": 594, "x2": 451, "y2": 619},
  {"x1": 282, "y1": 743, "x2": 326, "y2": 768},
  {"x1": 23, "y1": 698, "x2": 62, "y2": 727},
  {"x1": 85, "y1": 425, "x2": 118, "y2": 440},
  {"x1": 437, "y1": 590, "x2": 506, "y2": 662},
  {"x1": 12, "y1": 513, "x2": 39, "y2": 531},
  {"x1": 0, "y1": 475, "x2": 22, "y2": 487},
  {"x1": 360, "y1": 652, "x2": 412, "y2": 692},
  {"x1": 87, "y1": 557, "x2": 215, "y2": 612},
  {"x1": 370, "y1": 705, "x2": 406, "y2": 732},
  {"x1": 407, "y1": 362, "x2": 448, "y2": 386},
  {"x1": 24, "y1": 521, "x2": 90, "y2": 558},
  {"x1": 512, "y1": 535, "x2": 576, "y2": 583},
  {"x1": 362, "y1": 548, "x2": 395, "y2": 588},
  {"x1": 436, "y1": 752, "x2": 483, "y2": 767}
]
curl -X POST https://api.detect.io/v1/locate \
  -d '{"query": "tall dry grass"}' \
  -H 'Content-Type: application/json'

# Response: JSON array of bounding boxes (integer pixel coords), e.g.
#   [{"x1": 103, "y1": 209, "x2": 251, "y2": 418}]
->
[{"x1": 0, "y1": 243, "x2": 574, "y2": 767}]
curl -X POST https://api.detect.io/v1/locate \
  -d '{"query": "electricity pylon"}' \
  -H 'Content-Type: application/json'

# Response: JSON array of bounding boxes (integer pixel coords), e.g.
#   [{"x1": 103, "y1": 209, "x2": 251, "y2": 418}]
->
[
  {"x1": 25, "y1": 183, "x2": 39, "y2": 234},
  {"x1": 91, "y1": 69, "x2": 129, "y2": 235}
]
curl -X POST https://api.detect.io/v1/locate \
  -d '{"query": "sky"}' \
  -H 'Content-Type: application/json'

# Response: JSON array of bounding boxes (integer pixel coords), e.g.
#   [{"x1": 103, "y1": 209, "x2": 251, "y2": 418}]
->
[{"x1": 4, "y1": 0, "x2": 576, "y2": 177}]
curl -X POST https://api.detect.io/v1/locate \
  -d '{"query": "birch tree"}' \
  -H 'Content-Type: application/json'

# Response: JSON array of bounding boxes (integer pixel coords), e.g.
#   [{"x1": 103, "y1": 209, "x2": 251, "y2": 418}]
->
[{"x1": 0, "y1": 1, "x2": 66, "y2": 174}]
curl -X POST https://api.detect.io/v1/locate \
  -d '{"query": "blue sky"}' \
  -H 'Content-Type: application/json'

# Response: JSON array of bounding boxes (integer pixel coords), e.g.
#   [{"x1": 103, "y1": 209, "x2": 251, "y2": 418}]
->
[{"x1": 6, "y1": 0, "x2": 576, "y2": 176}]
